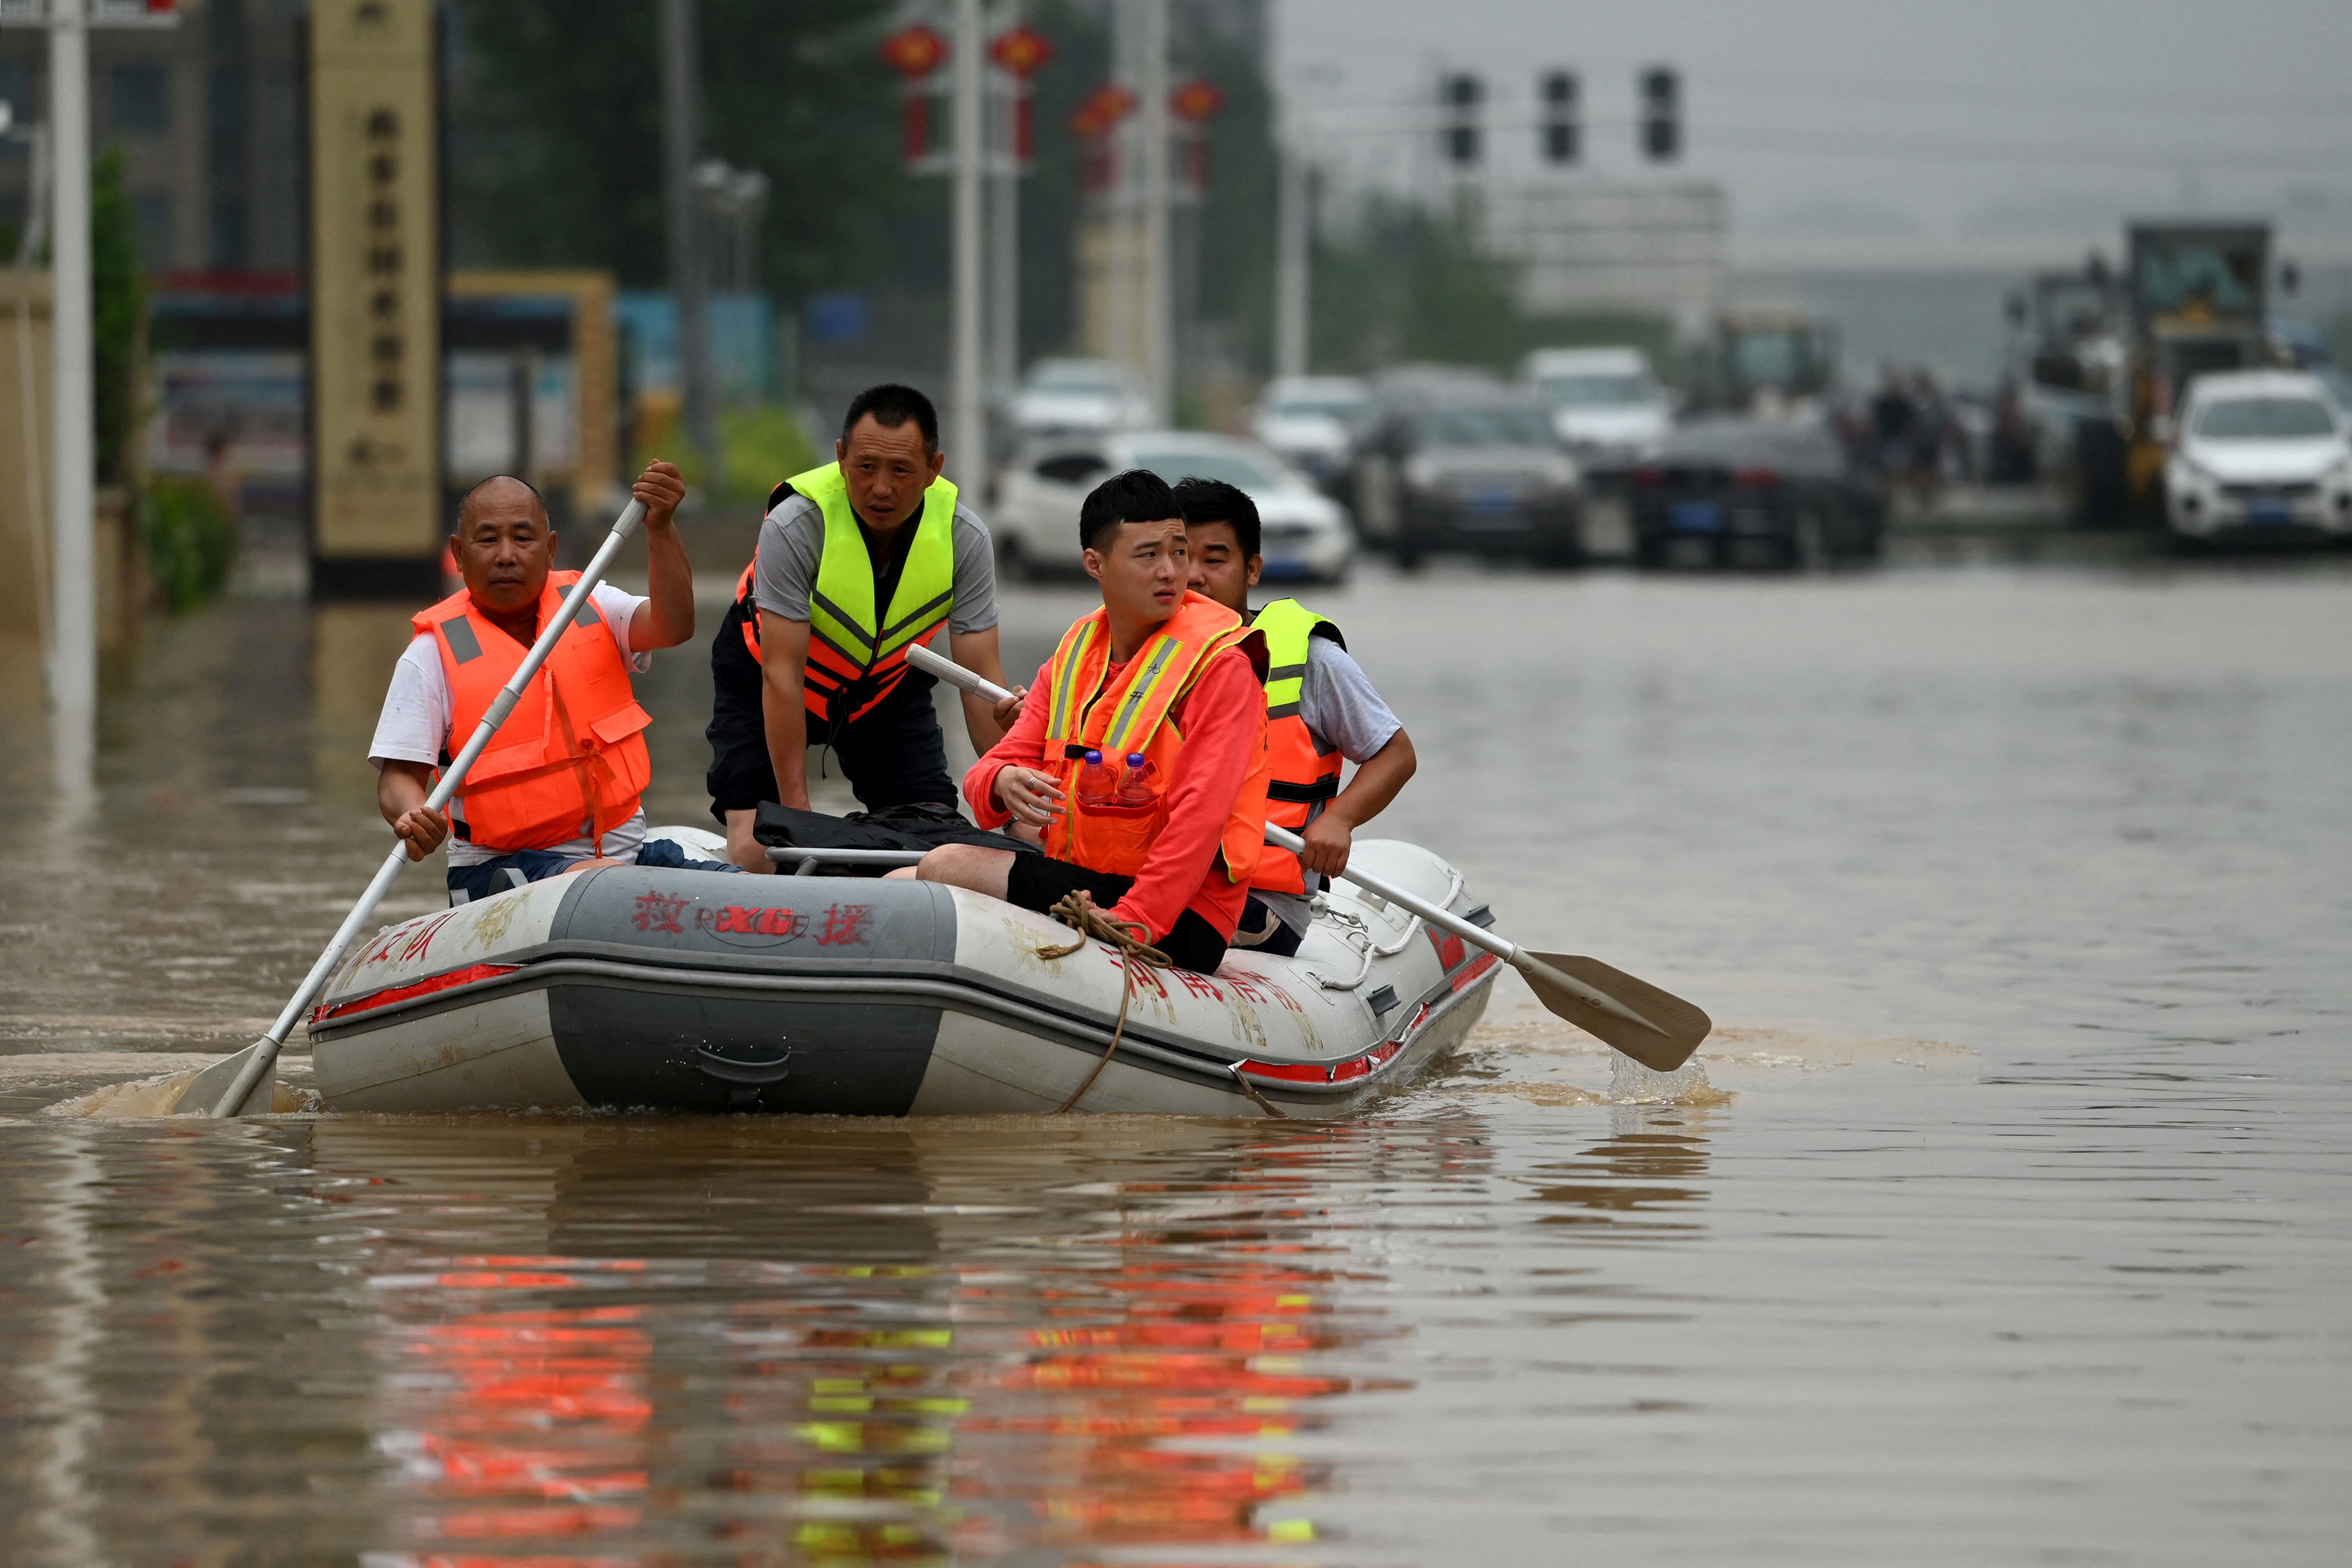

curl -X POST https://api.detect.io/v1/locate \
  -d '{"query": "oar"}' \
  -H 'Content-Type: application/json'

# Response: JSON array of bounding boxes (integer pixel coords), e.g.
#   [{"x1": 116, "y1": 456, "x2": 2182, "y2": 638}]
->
[
  {"x1": 903, "y1": 641, "x2": 1710, "y2": 1071},
  {"x1": 180, "y1": 498, "x2": 652, "y2": 1118}
]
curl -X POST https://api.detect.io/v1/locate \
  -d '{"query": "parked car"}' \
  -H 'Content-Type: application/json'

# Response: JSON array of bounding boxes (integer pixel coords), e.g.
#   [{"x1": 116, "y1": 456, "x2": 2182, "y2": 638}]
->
[
  {"x1": 1521, "y1": 346, "x2": 1675, "y2": 479},
  {"x1": 1009, "y1": 358, "x2": 1153, "y2": 438},
  {"x1": 1629, "y1": 417, "x2": 1887, "y2": 569},
  {"x1": 1349, "y1": 387, "x2": 1583, "y2": 566},
  {"x1": 1250, "y1": 375, "x2": 1370, "y2": 490},
  {"x1": 992, "y1": 430, "x2": 1354, "y2": 583},
  {"x1": 2165, "y1": 370, "x2": 2352, "y2": 545}
]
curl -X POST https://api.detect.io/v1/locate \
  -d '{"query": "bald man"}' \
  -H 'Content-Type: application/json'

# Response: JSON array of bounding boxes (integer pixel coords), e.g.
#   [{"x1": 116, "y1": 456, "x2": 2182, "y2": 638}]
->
[{"x1": 369, "y1": 462, "x2": 727, "y2": 904}]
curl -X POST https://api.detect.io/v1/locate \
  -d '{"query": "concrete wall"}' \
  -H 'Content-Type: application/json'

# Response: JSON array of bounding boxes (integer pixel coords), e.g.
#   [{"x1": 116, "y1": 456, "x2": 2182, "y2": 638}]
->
[
  {"x1": 0, "y1": 272, "x2": 145, "y2": 661},
  {"x1": 0, "y1": 270, "x2": 52, "y2": 638}
]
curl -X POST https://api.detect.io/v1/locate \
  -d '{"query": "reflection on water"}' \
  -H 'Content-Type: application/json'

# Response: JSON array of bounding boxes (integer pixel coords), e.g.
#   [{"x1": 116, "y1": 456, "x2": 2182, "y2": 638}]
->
[
  {"x1": 5, "y1": 561, "x2": 2352, "y2": 1560},
  {"x1": 0, "y1": 1116, "x2": 1511, "y2": 1564}
]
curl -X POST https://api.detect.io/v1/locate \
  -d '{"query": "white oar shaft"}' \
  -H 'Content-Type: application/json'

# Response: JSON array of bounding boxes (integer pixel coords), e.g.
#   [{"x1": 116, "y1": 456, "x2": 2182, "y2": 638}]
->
[
  {"x1": 208, "y1": 500, "x2": 649, "y2": 1116},
  {"x1": 906, "y1": 640, "x2": 1657, "y2": 1035}
]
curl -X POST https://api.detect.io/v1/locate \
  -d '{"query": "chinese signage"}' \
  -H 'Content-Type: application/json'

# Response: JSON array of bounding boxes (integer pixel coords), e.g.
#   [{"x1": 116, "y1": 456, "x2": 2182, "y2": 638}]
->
[{"x1": 309, "y1": 0, "x2": 440, "y2": 592}]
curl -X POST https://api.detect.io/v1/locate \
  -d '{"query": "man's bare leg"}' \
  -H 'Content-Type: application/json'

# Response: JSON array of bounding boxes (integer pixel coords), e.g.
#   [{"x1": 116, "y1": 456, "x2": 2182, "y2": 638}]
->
[
  {"x1": 725, "y1": 808, "x2": 777, "y2": 874},
  {"x1": 914, "y1": 843, "x2": 1017, "y2": 900}
]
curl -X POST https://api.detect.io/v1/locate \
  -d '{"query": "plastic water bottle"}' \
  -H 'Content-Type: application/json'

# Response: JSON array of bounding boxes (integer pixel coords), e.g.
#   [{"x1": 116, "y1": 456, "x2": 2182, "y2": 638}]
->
[
  {"x1": 1116, "y1": 751, "x2": 1159, "y2": 809},
  {"x1": 1076, "y1": 748, "x2": 1118, "y2": 807}
]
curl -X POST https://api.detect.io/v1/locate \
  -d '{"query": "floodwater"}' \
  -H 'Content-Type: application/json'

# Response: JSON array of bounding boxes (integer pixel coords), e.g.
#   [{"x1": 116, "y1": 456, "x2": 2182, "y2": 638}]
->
[{"x1": 3, "y1": 549, "x2": 2350, "y2": 1564}]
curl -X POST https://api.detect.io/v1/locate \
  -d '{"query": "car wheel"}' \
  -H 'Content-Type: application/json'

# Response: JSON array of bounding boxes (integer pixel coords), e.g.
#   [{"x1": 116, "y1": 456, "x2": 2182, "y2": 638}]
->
[{"x1": 1392, "y1": 540, "x2": 1425, "y2": 571}]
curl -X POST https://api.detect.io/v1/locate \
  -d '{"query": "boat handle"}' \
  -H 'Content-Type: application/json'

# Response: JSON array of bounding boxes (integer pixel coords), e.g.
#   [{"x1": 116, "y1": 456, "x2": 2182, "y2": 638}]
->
[
  {"x1": 1314, "y1": 871, "x2": 1463, "y2": 992},
  {"x1": 690, "y1": 1044, "x2": 794, "y2": 1084}
]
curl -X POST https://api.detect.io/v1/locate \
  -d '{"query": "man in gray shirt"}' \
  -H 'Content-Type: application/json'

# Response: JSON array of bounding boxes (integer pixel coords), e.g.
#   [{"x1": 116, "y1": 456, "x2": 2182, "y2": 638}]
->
[
  {"x1": 706, "y1": 384, "x2": 1021, "y2": 871},
  {"x1": 1177, "y1": 477, "x2": 1418, "y2": 956}
]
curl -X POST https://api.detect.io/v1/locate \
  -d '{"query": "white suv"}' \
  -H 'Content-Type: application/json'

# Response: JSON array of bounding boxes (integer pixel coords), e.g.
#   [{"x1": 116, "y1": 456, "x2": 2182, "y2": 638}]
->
[{"x1": 2165, "y1": 370, "x2": 2352, "y2": 543}]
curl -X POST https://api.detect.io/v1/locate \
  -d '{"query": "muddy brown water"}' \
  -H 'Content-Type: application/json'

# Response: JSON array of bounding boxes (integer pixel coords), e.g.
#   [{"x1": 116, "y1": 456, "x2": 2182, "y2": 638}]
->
[{"x1": 2, "y1": 555, "x2": 2350, "y2": 1564}]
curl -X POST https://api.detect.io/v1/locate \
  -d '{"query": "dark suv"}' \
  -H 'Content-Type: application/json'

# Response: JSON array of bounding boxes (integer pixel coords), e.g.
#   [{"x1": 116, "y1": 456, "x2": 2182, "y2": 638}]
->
[
  {"x1": 1629, "y1": 418, "x2": 1887, "y2": 568},
  {"x1": 1349, "y1": 390, "x2": 1585, "y2": 566}
]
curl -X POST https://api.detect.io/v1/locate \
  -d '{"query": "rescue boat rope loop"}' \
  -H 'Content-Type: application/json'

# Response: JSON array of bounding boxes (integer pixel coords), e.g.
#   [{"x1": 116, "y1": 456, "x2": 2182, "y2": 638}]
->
[{"x1": 1039, "y1": 892, "x2": 1173, "y2": 1113}]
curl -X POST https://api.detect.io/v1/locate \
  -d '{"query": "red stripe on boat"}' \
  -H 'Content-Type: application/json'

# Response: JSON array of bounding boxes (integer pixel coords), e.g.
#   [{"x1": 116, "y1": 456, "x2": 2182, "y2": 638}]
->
[{"x1": 314, "y1": 962, "x2": 518, "y2": 1022}]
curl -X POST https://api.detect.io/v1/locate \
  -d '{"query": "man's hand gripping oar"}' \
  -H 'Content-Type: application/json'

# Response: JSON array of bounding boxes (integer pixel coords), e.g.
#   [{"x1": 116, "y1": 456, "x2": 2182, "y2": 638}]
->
[
  {"x1": 902, "y1": 642, "x2": 1711, "y2": 1071},
  {"x1": 177, "y1": 497, "x2": 653, "y2": 1117}
]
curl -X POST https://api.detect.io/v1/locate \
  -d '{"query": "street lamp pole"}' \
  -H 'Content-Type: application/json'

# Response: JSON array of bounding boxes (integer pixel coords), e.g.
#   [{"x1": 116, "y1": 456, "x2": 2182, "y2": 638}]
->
[
  {"x1": 1137, "y1": 0, "x2": 1170, "y2": 425},
  {"x1": 948, "y1": 0, "x2": 983, "y2": 482},
  {"x1": 46, "y1": 0, "x2": 92, "y2": 794},
  {"x1": 1274, "y1": 141, "x2": 1308, "y2": 381},
  {"x1": 660, "y1": 0, "x2": 715, "y2": 473}
]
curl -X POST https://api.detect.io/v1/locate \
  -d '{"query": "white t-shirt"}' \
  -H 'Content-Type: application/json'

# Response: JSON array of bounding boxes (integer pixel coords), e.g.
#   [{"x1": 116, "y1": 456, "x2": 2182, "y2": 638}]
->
[{"x1": 369, "y1": 584, "x2": 653, "y2": 867}]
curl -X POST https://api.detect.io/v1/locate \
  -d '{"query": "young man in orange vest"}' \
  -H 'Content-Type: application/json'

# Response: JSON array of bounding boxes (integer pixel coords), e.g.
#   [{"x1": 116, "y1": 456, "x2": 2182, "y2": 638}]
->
[
  {"x1": 705, "y1": 384, "x2": 1022, "y2": 873},
  {"x1": 1178, "y1": 477, "x2": 1417, "y2": 958},
  {"x1": 912, "y1": 470, "x2": 1271, "y2": 974},
  {"x1": 370, "y1": 463, "x2": 718, "y2": 903}
]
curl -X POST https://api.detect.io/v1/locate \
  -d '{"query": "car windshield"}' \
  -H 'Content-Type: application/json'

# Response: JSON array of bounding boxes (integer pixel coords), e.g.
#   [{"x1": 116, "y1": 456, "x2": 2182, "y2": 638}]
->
[
  {"x1": 1419, "y1": 406, "x2": 1558, "y2": 448},
  {"x1": 2194, "y1": 396, "x2": 2339, "y2": 440},
  {"x1": 1730, "y1": 334, "x2": 1806, "y2": 386},
  {"x1": 1031, "y1": 364, "x2": 1119, "y2": 393},
  {"x1": 1130, "y1": 449, "x2": 1280, "y2": 490},
  {"x1": 1272, "y1": 399, "x2": 1361, "y2": 422},
  {"x1": 1537, "y1": 373, "x2": 1650, "y2": 409},
  {"x1": 1661, "y1": 423, "x2": 1843, "y2": 476}
]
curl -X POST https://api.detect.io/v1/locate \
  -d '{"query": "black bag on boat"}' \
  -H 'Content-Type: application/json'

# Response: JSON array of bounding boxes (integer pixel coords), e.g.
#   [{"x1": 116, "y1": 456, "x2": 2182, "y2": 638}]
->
[{"x1": 751, "y1": 800, "x2": 1036, "y2": 874}]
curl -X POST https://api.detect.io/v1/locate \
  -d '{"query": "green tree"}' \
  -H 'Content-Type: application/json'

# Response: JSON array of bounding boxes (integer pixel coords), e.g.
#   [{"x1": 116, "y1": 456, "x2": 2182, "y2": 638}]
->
[
  {"x1": 92, "y1": 145, "x2": 143, "y2": 485},
  {"x1": 446, "y1": 0, "x2": 920, "y2": 300}
]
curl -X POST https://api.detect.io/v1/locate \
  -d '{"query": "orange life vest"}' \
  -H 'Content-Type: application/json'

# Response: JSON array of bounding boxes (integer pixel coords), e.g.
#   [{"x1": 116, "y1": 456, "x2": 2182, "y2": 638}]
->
[
  {"x1": 1248, "y1": 599, "x2": 1346, "y2": 895},
  {"x1": 412, "y1": 571, "x2": 653, "y2": 853},
  {"x1": 1039, "y1": 592, "x2": 1271, "y2": 889}
]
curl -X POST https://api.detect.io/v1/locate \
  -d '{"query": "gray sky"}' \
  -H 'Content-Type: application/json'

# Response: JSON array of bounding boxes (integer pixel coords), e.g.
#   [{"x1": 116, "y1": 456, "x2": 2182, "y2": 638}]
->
[{"x1": 1274, "y1": 0, "x2": 2352, "y2": 267}]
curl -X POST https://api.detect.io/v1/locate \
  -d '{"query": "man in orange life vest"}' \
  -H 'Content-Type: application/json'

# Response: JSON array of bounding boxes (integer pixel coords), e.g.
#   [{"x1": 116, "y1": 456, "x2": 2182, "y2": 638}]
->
[
  {"x1": 370, "y1": 463, "x2": 718, "y2": 903},
  {"x1": 705, "y1": 384, "x2": 1022, "y2": 873},
  {"x1": 1177, "y1": 476, "x2": 1416, "y2": 958},
  {"x1": 910, "y1": 469, "x2": 1271, "y2": 975}
]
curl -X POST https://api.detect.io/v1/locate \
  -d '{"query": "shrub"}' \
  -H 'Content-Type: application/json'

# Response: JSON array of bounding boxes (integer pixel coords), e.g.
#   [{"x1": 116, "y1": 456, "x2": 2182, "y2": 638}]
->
[{"x1": 144, "y1": 476, "x2": 238, "y2": 611}]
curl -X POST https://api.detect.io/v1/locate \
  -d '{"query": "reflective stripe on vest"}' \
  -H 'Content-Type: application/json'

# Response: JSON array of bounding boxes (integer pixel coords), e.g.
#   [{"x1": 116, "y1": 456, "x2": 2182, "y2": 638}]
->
[
  {"x1": 1247, "y1": 598, "x2": 1347, "y2": 895},
  {"x1": 799, "y1": 461, "x2": 957, "y2": 725},
  {"x1": 1039, "y1": 591, "x2": 1271, "y2": 892},
  {"x1": 729, "y1": 463, "x2": 958, "y2": 726},
  {"x1": 411, "y1": 571, "x2": 653, "y2": 853}
]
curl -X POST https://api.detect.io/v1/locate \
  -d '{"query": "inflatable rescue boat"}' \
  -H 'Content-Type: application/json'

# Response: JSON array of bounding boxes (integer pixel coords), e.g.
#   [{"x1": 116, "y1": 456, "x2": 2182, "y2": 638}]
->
[{"x1": 306, "y1": 832, "x2": 1501, "y2": 1118}]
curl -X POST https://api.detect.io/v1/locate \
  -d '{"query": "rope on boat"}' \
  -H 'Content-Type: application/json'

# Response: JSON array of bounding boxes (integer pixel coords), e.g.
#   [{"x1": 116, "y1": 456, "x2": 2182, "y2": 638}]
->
[{"x1": 1039, "y1": 892, "x2": 1172, "y2": 1113}]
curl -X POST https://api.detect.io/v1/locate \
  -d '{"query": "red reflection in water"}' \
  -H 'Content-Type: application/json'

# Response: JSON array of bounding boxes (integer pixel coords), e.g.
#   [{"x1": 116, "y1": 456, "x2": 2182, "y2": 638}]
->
[
  {"x1": 960, "y1": 1252, "x2": 1354, "y2": 1549},
  {"x1": 384, "y1": 1258, "x2": 651, "y2": 1563}
]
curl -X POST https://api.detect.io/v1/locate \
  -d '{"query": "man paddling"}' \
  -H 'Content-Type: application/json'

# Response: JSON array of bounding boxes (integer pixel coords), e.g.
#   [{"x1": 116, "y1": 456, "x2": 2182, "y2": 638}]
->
[
  {"x1": 370, "y1": 463, "x2": 724, "y2": 903},
  {"x1": 705, "y1": 384, "x2": 1022, "y2": 873},
  {"x1": 1177, "y1": 476, "x2": 1416, "y2": 958},
  {"x1": 911, "y1": 469, "x2": 1271, "y2": 974}
]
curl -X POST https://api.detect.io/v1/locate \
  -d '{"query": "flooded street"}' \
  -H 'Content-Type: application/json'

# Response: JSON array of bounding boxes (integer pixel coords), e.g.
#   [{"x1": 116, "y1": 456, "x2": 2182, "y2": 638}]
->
[{"x1": 4, "y1": 553, "x2": 2350, "y2": 1564}]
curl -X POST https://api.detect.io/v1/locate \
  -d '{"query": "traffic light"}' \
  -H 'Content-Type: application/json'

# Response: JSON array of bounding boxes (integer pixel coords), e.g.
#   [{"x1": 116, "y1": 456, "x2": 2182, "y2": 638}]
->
[
  {"x1": 1539, "y1": 70, "x2": 1578, "y2": 165},
  {"x1": 1441, "y1": 72, "x2": 1482, "y2": 167},
  {"x1": 1640, "y1": 67, "x2": 1679, "y2": 161}
]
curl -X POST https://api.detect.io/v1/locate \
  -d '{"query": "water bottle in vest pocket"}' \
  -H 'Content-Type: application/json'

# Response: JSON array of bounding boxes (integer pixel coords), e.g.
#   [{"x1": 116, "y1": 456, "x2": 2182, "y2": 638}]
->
[{"x1": 1075, "y1": 748, "x2": 1119, "y2": 809}]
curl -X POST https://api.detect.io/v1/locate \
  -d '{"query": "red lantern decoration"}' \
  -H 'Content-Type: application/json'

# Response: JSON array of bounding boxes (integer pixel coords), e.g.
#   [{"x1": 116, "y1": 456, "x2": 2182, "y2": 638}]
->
[
  {"x1": 880, "y1": 24, "x2": 947, "y2": 80},
  {"x1": 989, "y1": 24, "x2": 1054, "y2": 80},
  {"x1": 1069, "y1": 82, "x2": 1137, "y2": 139},
  {"x1": 1170, "y1": 79, "x2": 1224, "y2": 124}
]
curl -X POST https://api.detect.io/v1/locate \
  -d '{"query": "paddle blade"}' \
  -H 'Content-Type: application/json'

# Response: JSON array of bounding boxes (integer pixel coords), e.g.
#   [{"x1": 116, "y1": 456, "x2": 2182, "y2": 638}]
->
[
  {"x1": 170, "y1": 1039, "x2": 276, "y2": 1117},
  {"x1": 1516, "y1": 953, "x2": 1711, "y2": 1072}
]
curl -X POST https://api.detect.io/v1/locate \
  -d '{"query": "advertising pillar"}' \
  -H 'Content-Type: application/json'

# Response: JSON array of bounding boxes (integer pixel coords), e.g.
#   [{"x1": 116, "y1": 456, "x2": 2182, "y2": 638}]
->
[{"x1": 307, "y1": 0, "x2": 441, "y2": 600}]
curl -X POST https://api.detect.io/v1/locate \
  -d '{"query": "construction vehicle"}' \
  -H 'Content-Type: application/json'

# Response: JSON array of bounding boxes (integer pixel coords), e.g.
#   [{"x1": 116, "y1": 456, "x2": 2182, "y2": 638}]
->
[
  {"x1": 2042, "y1": 222, "x2": 2279, "y2": 524},
  {"x1": 2118, "y1": 222, "x2": 2276, "y2": 517},
  {"x1": 1690, "y1": 310, "x2": 1838, "y2": 417}
]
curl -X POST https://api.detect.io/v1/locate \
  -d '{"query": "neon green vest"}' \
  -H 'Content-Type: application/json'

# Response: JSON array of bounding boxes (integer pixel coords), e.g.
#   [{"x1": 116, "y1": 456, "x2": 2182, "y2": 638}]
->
[{"x1": 791, "y1": 461, "x2": 958, "y2": 722}]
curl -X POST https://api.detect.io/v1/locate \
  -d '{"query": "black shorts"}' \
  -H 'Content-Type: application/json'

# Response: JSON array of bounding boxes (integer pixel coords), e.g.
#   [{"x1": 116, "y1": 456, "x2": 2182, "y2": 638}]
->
[
  {"x1": 706, "y1": 599, "x2": 958, "y2": 819},
  {"x1": 1003, "y1": 854, "x2": 1229, "y2": 975},
  {"x1": 1231, "y1": 894, "x2": 1305, "y2": 957}
]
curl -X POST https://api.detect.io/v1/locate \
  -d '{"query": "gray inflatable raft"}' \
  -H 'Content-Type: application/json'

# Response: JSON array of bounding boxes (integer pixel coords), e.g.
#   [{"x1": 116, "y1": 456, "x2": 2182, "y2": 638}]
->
[{"x1": 305, "y1": 836, "x2": 1500, "y2": 1118}]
